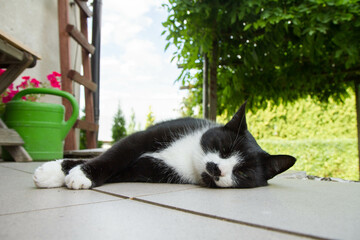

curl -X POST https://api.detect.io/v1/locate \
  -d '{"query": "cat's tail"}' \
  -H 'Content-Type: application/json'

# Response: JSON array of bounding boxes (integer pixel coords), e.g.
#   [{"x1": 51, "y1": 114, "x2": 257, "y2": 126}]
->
[{"x1": 33, "y1": 159, "x2": 88, "y2": 189}]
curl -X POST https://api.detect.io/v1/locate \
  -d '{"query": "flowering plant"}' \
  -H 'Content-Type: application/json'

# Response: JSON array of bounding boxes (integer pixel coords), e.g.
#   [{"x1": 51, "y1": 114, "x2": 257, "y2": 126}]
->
[{"x1": 0, "y1": 69, "x2": 61, "y2": 105}]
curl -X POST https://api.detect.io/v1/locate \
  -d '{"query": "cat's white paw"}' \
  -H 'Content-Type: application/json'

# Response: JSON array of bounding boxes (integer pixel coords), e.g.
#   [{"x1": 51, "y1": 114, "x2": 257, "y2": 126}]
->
[
  {"x1": 65, "y1": 165, "x2": 92, "y2": 190},
  {"x1": 33, "y1": 160, "x2": 65, "y2": 188}
]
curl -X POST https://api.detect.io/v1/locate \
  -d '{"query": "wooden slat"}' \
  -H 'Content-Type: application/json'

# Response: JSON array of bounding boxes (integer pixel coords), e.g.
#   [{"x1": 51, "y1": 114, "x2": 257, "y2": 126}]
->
[
  {"x1": 75, "y1": 119, "x2": 99, "y2": 132},
  {"x1": 64, "y1": 149, "x2": 104, "y2": 158},
  {"x1": 68, "y1": 69, "x2": 97, "y2": 92},
  {"x1": 80, "y1": 10, "x2": 97, "y2": 149},
  {"x1": 4, "y1": 146, "x2": 32, "y2": 162},
  {"x1": 66, "y1": 24, "x2": 95, "y2": 54},
  {"x1": 59, "y1": 0, "x2": 98, "y2": 150},
  {"x1": 0, "y1": 129, "x2": 24, "y2": 146},
  {"x1": 59, "y1": 0, "x2": 76, "y2": 150},
  {"x1": 75, "y1": 0, "x2": 92, "y2": 17}
]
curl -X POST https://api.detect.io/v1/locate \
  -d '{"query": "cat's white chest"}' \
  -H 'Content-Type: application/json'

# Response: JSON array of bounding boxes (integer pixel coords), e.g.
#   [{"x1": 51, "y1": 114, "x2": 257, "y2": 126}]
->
[{"x1": 143, "y1": 128, "x2": 208, "y2": 183}]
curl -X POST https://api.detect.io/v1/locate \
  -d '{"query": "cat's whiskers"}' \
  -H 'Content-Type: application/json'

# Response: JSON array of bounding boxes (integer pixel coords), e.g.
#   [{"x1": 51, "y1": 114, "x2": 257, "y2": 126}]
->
[
  {"x1": 230, "y1": 135, "x2": 245, "y2": 152},
  {"x1": 230, "y1": 115, "x2": 246, "y2": 152}
]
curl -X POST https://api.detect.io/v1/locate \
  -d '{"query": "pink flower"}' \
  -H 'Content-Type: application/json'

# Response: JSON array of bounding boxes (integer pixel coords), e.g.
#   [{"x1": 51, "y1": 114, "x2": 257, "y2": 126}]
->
[
  {"x1": 2, "y1": 89, "x2": 19, "y2": 103},
  {"x1": 2, "y1": 95, "x2": 12, "y2": 104},
  {"x1": 52, "y1": 71, "x2": 61, "y2": 77},
  {"x1": 8, "y1": 89, "x2": 19, "y2": 98},
  {"x1": 47, "y1": 73, "x2": 61, "y2": 89},
  {"x1": 30, "y1": 78, "x2": 41, "y2": 88},
  {"x1": 47, "y1": 73, "x2": 54, "y2": 81},
  {"x1": 18, "y1": 79, "x2": 29, "y2": 89},
  {"x1": 50, "y1": 79, "x2": 61, "y2": 89},
  {"x1": 1, "y1": 71, "x2": 61, "y2": 104}
]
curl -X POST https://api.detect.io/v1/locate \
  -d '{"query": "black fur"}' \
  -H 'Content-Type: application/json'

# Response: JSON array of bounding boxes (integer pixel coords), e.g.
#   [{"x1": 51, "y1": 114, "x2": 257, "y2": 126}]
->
[
  {"x1": 76, "y1": 118, "x2": 213, "y2": 187},
  {"x1": 62, "y1": 102, "x2": 296, "y2": 188}
]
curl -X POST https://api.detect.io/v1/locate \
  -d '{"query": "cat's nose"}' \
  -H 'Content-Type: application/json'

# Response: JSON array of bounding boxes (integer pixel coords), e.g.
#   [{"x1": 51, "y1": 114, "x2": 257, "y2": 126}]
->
[{"x1": 206, "y1": 162, "x2": 221, "y2": 177}]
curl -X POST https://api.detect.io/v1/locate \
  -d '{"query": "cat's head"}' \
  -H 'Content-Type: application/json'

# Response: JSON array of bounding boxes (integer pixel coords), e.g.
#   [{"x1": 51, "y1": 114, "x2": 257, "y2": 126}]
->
[{"x1": 200, "y1": 101, "x2": 296, "y2": 188}]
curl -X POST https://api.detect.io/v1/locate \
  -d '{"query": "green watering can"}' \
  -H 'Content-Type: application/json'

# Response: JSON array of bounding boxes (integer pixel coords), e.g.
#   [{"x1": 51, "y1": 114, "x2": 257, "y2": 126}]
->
[{"x1": 3, "y1": 88, "x2": 79, "y2": 161}]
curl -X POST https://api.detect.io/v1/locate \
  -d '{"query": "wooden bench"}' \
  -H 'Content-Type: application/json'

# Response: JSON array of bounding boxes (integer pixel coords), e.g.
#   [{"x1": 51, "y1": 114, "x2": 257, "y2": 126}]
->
[{"x1": 0, "y1": 30, "x2": 41, "y2": 161}]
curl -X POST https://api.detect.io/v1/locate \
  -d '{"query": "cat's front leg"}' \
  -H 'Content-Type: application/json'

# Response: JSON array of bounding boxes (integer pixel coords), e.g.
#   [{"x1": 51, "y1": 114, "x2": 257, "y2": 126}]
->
[
  {"x1": 65, "y1": 165, "x2": 93, "y2": 189},
  {"x1": 33, "y1": 159, "x2": 87, "y2": 189},
  {"x1": 33, "y1": 160, "x2": 66, "y2": 188}
]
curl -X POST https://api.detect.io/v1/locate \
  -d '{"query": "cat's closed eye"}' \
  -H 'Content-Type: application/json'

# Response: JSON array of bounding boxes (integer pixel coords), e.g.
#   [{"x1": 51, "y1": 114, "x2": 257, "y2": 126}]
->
[
  {"x1": 220, "y1": 147, "x2": 230, "y2": 158},
  {"x1": 238, "y1": 171, "x2": 248, "y2": 178},
  {"x1": 234, "y1": 169, "x2": 250, "y2": 179}
]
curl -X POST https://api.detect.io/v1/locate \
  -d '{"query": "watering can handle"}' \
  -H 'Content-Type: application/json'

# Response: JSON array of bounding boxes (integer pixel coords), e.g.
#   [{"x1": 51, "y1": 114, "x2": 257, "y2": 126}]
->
[{"x1": 12, "y1": 88, "x2": 79, "y2": 139}]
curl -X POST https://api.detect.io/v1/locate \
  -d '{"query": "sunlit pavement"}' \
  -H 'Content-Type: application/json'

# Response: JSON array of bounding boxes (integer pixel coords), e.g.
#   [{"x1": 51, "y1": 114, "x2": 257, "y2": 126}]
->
[{"x1": 0, "y1": 162, "x2": 359, "y2": 240}]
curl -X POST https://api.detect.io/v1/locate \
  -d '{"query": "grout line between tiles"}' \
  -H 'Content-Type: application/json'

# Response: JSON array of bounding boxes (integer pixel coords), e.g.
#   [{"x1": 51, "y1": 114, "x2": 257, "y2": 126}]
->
[
  {"x1": 132, "y1": 198, "x2": 329, "y2": 240},
  {"x1": 134, "y1": 186, "x2": 202, "y2": 198},
  {"x1": 0, "y1": 164, "x2": 34, "y2": 174},
  {"x1": 92, "y1": 184, "x2": 201, "y2": 198},
  {"x1": 0, "y1": 199, "x2": 123, "y2": 217},
  {"x1": 90, "y1": 188, "x2": 328, "y2": 240},
  {"x1": 91, "y1": 188, "x2": 130, "y2": 199}
]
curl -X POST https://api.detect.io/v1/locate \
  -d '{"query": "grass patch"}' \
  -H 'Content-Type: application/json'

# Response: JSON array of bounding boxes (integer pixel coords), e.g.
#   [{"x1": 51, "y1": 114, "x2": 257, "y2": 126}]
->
[{"x1": 258, "y1": 139, "x2": 359, "y2": 181}]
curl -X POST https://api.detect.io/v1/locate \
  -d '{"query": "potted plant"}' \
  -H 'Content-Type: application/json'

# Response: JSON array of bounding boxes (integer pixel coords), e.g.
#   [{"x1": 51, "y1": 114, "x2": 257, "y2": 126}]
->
[{"x1": 0, "y1": 70, "x2": 62, "y2": 112}]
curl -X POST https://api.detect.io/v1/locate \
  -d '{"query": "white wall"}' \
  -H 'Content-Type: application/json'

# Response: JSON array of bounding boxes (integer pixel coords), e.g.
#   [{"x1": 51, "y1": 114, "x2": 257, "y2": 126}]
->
[{"x1": 0, "y1": 0, "x2": 83, "y2": 148}]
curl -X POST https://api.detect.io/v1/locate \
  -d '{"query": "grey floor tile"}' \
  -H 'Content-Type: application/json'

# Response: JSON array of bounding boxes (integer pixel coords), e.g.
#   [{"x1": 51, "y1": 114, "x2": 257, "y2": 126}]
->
[
  {"x1": 95, "y1": 182, "x2": 200, "y2": 198},
  {"x1": 0, "y1": 162, "x2": 43, "y2": 174},
  {"x1": 0, "y1": 199, "x2": 309, "y2": 240},
  {"x1": 138, "y1": 178, "x2": 360, "y2": 240},
  {"x1": 0, "y1": 167, "x2": 119, "y2": 215}
]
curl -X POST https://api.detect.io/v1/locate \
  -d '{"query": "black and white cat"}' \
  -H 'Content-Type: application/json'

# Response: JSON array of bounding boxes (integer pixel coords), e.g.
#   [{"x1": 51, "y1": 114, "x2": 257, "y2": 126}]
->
[{"x1": 33, "y1": 102, "x2": 296, "y2": 189}]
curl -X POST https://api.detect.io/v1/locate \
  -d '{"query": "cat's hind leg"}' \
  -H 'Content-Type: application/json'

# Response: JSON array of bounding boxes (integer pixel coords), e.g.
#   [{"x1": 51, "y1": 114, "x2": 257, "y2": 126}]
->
[{"x1": 33, "y1": 159, "x2": 86, "y2": 188}]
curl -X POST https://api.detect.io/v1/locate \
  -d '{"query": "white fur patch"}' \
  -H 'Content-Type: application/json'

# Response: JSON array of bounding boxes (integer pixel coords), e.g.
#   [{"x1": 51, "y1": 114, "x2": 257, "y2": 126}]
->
[
  {"x1": 33, "y1": 160, "x2": 65, "y2": 188},
  {"x1": 204, "y1": 152, "x2": 240, "y2": 187},
  {"x1": 143, "y1": 128, "x2": 209, "y2": 184},
  {"x1": 65, "y1": 165, "x2": 92, "y2": 190}
]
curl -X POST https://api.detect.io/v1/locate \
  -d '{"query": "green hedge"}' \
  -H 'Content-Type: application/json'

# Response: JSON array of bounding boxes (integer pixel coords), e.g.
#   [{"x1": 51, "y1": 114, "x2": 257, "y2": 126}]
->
[
  {"x1": 259, "y1": 139, "x2": 359, "y2": 181},
  {"x1": 246, "y1": 90, "x2": 357, "y2": 140}
]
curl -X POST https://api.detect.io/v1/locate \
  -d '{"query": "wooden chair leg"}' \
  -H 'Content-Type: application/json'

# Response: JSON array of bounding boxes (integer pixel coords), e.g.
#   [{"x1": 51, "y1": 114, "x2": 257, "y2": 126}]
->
[{"x1": 0, "y1": 119, "x2": 32, "y2": 162}]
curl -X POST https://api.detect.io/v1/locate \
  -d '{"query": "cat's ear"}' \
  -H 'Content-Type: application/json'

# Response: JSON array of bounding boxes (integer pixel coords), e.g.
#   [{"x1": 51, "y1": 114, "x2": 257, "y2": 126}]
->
[
  {"x1": 264, "y1": 155, "x2": 296, "y2": 180},
  {"x1": 224, "y1": 101, "x2": 248, "y2": 133}
]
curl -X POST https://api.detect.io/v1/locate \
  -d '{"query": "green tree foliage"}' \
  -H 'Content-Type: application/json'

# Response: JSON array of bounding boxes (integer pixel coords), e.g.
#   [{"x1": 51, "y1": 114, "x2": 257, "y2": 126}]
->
[
  {"x1": 127, "y1": 109, "x2": 137, "y2": 135},
  {"x1": 112, "y1": 105, "x2": 127, "y2": 143},
  {"x1": 145, "y1": 106, "x2": 156, "y2": 128},
  {"x1": 163, "y1": 0, "x2": 360, "y2": 116},
  {"x1": 79, "y1": 108, "x2": 103, "y2": 149},
  {"x1": 79, "y1": 109, "x2": 86, "y2": 149}
]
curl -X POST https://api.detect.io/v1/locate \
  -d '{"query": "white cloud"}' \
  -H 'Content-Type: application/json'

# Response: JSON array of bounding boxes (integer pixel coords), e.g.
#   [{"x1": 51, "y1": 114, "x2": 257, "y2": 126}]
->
[
  {"x1": 104, "y1": 0, "x2": 160, "y2": 18},
  {"x1": 102, "y1": 0, "x2": 159, "y2": 45},
  {"x1": 97, "y1": 0, "x2": 184, "y2": 141}
]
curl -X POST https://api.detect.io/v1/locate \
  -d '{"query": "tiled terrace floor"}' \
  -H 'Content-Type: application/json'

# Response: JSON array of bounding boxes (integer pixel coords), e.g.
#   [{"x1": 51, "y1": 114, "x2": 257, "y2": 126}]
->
[{"x1": 0, "y1": 162, "x2": 359, "y2": 240}]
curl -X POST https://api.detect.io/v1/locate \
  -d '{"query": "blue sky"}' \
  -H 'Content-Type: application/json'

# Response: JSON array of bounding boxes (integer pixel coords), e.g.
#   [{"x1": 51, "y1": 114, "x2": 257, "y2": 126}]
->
[{"x1": 97, "y1": 0, "x2": 186, "y2": 140}]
